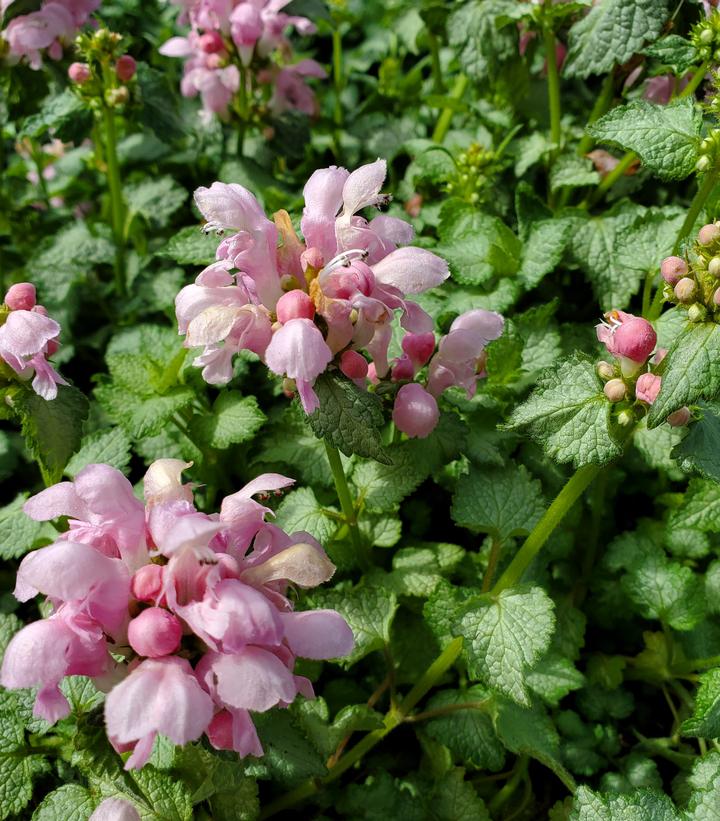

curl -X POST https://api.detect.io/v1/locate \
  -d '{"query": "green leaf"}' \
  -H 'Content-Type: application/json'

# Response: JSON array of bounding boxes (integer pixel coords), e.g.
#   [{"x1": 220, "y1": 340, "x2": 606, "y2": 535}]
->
[
  {"x1": 456, "y1": 586, "x2": 555, "y2": 705},
  {"x1": 307, "y1": 372, "x2": 390, "y2": 464},
  {"x1": 385, "y1": 543, "x2": 464, "y2": 598},
  {"x1": 65, "y1": 428, "x2": 132, "y2": 478},
  {"x1": 21, "y1": 90, "x2": 92, "y2": 142},
  {"x1": 31, "y1": 785, "x2": 94, "y2": 821},
  {"x1": 587, "y1": 98, "x2": 701, "y2": 181},
  {"x1": 669, "y1": 479, "x2": 720, "y2": 533},
  {"x1": 423, "y1": 686, "x2": 505, "y2": 771},
  {"x1": 564, "y1": 0, "x2": 669, "y2": 79},
  {"x1": 162, "y1": 227, "x2": 221, "y2": 266},
  {"x1": 251, "y1": 710, "x2": 327, "y2": 789},
  {"x1": 125, "y1": 176, "x2": 187, "y2": 228},
  {"x1": 567, "y1": 785, "x2": 678, "y2": 820},
  {"x1": 644, "y1": 34, "x2": 700, "y2": 75},
  {"x1": 451, "y1": 462, "x2": 544, "y2": 543},
  {"x1": 682, "y1": 668, "x2": 720, "y2": 739},
  {"x1": 506, "y1": 353, "x2": 623, "y2": 468},
  {"x1": 14, "y1": 385, "x2": 89, "y2": 486},
  {"x1": 190, "y1": 393, "x2": 265, "y2": 449},
  {"x1": 494, "y1": 698, "x2": 576, "y2": 791},
  {"x1": 519, "y1": 218, "x2": 573, "y2": 289},
  {"x1": 309, "y1": 583, "x2": 398, "y2": 666},
  {"x1": 648, "y1": 322, "x2": 720, "y2": 427},
  {"x1": 671, "y1": 402, "x2": 720, "y2": 482},
  {"x1": 0, "y1": 494, "x2": 54, "y2": 560},
  {"x1": 0, "y1": 753, "x2": 50, "y2": 821},
  {"x1": 426, "y1": 768, "x2": 490, "y2": 821},
  {"x1": 527, "y1": 654, "x2": 585, "y2": 707},
  {"x1": 136, "y1": 64, "x2": 185, "y2": 141},
  {"x1": 550, "y1": 154, "x2": 600, "y2": 191},
  {"x1": 0, "y1": 614, "x2": 22, "y2": 660},
  {"x1": 96, "y1": 386, "x2": 195, "y2": 439},
  {"x1": 274, "y1": 487, "x2": 338, "y2": 544},
  {"x1": 447, "y1": 0, "x2": 518, "y2": 81},
  {"x1": 436, "y1": 213, "x2": 521, "y2": 286}
]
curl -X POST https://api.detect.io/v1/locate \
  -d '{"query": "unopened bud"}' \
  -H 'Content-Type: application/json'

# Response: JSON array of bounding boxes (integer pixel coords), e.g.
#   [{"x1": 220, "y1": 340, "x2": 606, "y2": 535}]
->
[
  {"x1": 699, "y1": 223, "x2": 720, "y2": 245},
  {"x1": 660, "y1": 256, "x2": 688, "y2": 285},
  {"x1": 199, "y1": 31, "x2": 225, "y2": 53},
  {"x1": 301, "y1": 247, "x2": 324, "y2": 273},
  {"x1": 46, "y1": 338, "x2": 59, "y2": 356},
  {"x1": 697, "y1": 155, "x2": 712, "y2": 173},
  {"x1": 68, "y1": 62, "x2": 91, "y2": 84},
  {"x1": 700, "y1": 28, "x2": 714, "y2": 45},
  {"x1": 349, "y1": 308, "x2": 359, "y2": 324},
  {"x1": 115, "y1": 55, "x2": 136, "y2": 82},
  {"x1": 282, "y1": 377, "x2": 296, "y2": 396},
  {"x1": 667, "y1": 407, "x2": 691, "y2": 427},
  {"x1": 674, "y1": 277, "x2": 697, "y2": 303},
  {"x1": 604, "y1": 378, "x2": 626, "y2": 402},
  {"x1": 714, "y1": 286, "x2": 720, "y2": 306},
  {"x1": 597, "y1": 361, "x2": 615, "y2": 381},
  {"x1": 392, "y1": 383, "x2": 439, "y2": 439},
  {"x1": 105, "y1": 86, "x2": 129, "y2": 107},
  {"x1": 275, "y1": 289, "x2": 314, "y2": 323},
  {"x1": 710, "y1": 257, "x2": 720, "y2": 277},
  {"x1": 688, "y1": 303, "x2": 707, "y2": 323},
  {"x1": 339, "y1": 350, "x2": 368, "y2": 381},
  {"x1": 131, "y1": 564, "x2": 163, "y2": 603},
  {"x1": 128, "y1": 607, "x2": 182, "y2": 658},
  {"x1": 4, "y1": 283, "x2": 36, "y2": 311},
  {"x1": 617, "y1": 409, "x2": 635, "y2": 427}
]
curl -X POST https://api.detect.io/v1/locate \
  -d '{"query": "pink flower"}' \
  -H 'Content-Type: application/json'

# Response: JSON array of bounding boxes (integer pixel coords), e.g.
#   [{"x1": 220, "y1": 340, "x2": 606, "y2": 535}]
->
[
  {"x1": 90, "y1": 798, "x2": 141, "y2": 821},
  {"x1": 68, "y1": 61, "x2": 91, "y2": 84},
  {"x1": 105, "y1": 657, "x2": 215, "y2": 769},
  {"x1": 0, "y1": 306, "x2": 66, "y2": 399},
  {"x1": 115, "y1": 55, "x2": 137, "y2": 81},
  {"x1": 392, "y1": 383, "x2": 439, "y2": 438},
  {"x1": 4, "y1": 282, "x2": 36, "y2": 311},
  {"x1": 636, "y1": 372, "x2": 661, "y2": 405},
  {"x1": 269, "y1": 60, "x2": 326, "y2": 116},
  {"x1": 596, "y1": 311, "x2": 656, "y2": 365}
]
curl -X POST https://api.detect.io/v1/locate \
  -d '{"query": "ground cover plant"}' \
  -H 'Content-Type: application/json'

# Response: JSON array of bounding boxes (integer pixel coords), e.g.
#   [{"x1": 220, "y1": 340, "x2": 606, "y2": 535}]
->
[{"x1": 4, "y1": 0, "x2": 720, "y2": 818}]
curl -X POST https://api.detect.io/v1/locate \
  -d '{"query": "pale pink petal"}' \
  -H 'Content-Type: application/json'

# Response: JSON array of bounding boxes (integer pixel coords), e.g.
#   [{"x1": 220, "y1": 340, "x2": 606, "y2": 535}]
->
[
  {"x1": 0, "y1": 310, "x2": 59, "y2": 357},
  {"x1": 280, "y1": 610, "x2": 354, "y2": 659},
  {"x1": 194, "y1": 182, "x2": 270, "y2": 233},
  {"x1": 371, "y1": 247, "x2": 449, "y2": 294},
  {"x1": 341, "y1": 159, "x2": 387, "y2": 216},
  {"x1": 90, "y1": 798, "x2": 141, "y2": 821},
  {"x1": 24, "y1": 481, "x2": 89, "y2": 521},
  {"x1": 264, "y1": 318, "x2": 332, "y2": 381}
]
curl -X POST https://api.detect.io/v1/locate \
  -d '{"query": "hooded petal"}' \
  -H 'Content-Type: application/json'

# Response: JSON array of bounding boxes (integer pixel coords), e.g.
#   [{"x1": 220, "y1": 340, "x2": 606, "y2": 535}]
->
[
  {"x1": 341, "y1": 159, "x2": 387, "y2": 217},
  {"x1": 241, "y1": 542, "x2": 335, "y2": 588},
  {"x1": 0, "y1": 310, "x2": 59, "y2": 358},
  {"x1": 264, "y1": 318, "x2": 332, "y2": 381},
  {"x1": 143, "y1": 459, "x2": 194, "y2": 507},
  {"x1": 23, "y1": 481, "x2": 89, "y2": 521},
  {"x1": 371, "y1": 247, "x2": 449, "y2": 295},
  {"x1": 194, "y1": 182, "x2": 269, "y2": 233},
  {"x1": 280, "y1": 610, "x2": 354, "y2": 659}
]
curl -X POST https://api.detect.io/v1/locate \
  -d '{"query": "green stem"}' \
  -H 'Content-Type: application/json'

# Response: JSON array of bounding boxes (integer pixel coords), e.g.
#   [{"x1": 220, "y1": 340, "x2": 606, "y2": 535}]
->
[
  {"x1": 332, "y1": 27, "x2": 344, "y2": 128},
  {"x1": 488, "y1": 756, "x2": 529, "y2": 814},
  {"x1": 673, "y1": 170, "x2": 718, "y2": 254},
  {"x1": 323, "y1": 442, "x2": 368, "y2": 568},
  {"x1": 577, "y1": 72, "x2": 615, "y2": 157},
  {"x1": 543, "y1": 24, "x2": 561, "y2": 155},
  {"x1": 481, "y1": 537, "x2": 502, "y2": 593},
  {"x1": 492, "y1": 464, "x2": 602, "y2": 594},
  {"x1": 679, "y1": 60, "x2": 711, "y2": 99},
  {"x1": 432, "y1": 73, "x2": 468, "y2": 144},
  {"x1": 101, "y1": 104, "x2": 126, "y2": 297},
  {"x1": 427, "y1": 28, "x2": 444, "y2": 94},
  {"x1": 259, "y1": 637, "x2": 463, "y2": 820},
  {"x1": 585, "y1": 151, "x2": 637, "y2": 207}
]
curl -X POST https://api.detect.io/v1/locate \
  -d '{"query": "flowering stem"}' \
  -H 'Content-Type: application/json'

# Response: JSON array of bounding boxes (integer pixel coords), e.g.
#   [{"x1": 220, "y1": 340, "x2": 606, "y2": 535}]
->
[
  {"x1": 586, "y1": 151, "x2": 637, "y2": 207},
  {"x1": 492, "y1": 463, "x2": 602, "y2": 594},
  {"x1": 259, "y1": 637, "x2": 463, "y2": 819},
  {"x1": 577, "y1": 71, "x2": 615, "y2": 157},
  {"x1": 332, "y1": 27, "x2": 344, "y2": 129},
  {"x1": 673, "y1": 170, "x2": 717, "y2": 254},
  {"x1": 323, "y1": 442, "x2": 368, "y2": 569},
  {"x1": 679, "y1": 59, "x2": 712, "y2": 100},
  {"x1": 432, "y1": 73, "x2": 468, "y2": 144},
  {"x1": 543, "y1": 24, "x2": 561, "y2": 156},
  {"x1": 100, "y1": 104, "x2": 126, "y2": 297}
]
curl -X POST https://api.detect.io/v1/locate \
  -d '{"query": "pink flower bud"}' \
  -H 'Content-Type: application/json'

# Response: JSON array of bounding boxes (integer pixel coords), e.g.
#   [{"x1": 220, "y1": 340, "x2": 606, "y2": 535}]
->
[
  {"x1": 402, "y1": 332, "x2": 435, "y2": 367},
  {"x1": 651, "y1": 348, "x2": 667, "y2": 364},
  {"x1": 612, "y1": 316, "x2": 657, "y2": 363},
  {"x1": 674, "y1": 277, "x2": 696, "y2": 303},
  {"x1": 301, "y1": 247, "x2": 324, "y2": 272},
  {"x1": 5, "y1": 283, "x2": 36, "y2": 311},
  {"x1": 46, "y1": 339, "x2": 59, "y2": 356},
  {"x1": 603, "y1": 378, "x2": 626, "y2": 402},
  {"x1": 392, "y1": 383, "x2": 439, "y2": 439},
  {"x1": 32, "y1": 304, "x2": 48, "y2": 316},
  {"x1": 128, "y1": 607, "x2": 182, "y2": 658},
  {"x1": 131, "y1": 564, "x2": 163, "y2": 603},
  {"x1": 635, "y1": 372, "x2": 661, "y2": 405},
  {"x1": 115, "y1": 55, "x2": 137, "y2": 82},
  {"x1": 391, "y1": 355, "x2": 415, "y2": 381},
  {"x1": 199, "y1": 31, "x2": 225, "y2": 54},
  {"x1": 339, "y1": 350, "x2": 368, "y2": 380},
  {"x1": 699, "y1": 223, "x2": 720, "y2": 245},
  {"x1": 596, "y1": 361, "x2": 615, "y2": 380},
  {"x1": 367, "y1": 362, "x2": 379, "y2": 385},
  {"x1": 68, "y1": 62, "x2": 91, "y2": 84},
  {"x1": 715, "y1": 287, "x2": 720, "y2": 306},
  {"x1": 206, "y1": 53, "x2": 223, "y2": 70},
  {"x1": 276, "y1": 290, "x2": 315, "y2": 323},
  {"x1": 667, "y1": 407, "x2": 691, "y2": 427},
  {"x1": 660, "y1": 256, "x2": 688, "y2": 285},
  {"x1": 709, "y1": 257, "x2": 720, "y2": 277}
]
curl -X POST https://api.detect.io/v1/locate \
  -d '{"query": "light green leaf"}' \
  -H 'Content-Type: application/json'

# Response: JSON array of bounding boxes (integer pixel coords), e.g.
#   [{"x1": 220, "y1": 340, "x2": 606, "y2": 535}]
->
[
  {"x1": 506, "y1": 353, "x2": 623, "y2": 468},
  {"x1": 587, "y1": 98, "x2": 701, "y2": 181},
  {"x1": 0, "y1": 753, "x2": 50, "y2": 821},
  {"x1": 0, "y1": 494, "x2": 54, "y2": 560},
  {"x1": 550, "y1": 154, "x2": 600, "y2": 191},
  {"x1": 682, "y1": 668, "x2": 720, "y2": 739},
  {"x1": 668, "y1": 478, "x2": 720, "y2": 533},
  {"x1": 564, "y1": 0, "x2": 669, "y2": 78},
  {"x1": 14, "y1": 384, "x2": 89, "y2": 486},
  {"x1": 31, "y1": 785, "x2": 94, "y2": 821},
  {"x1": 274, "y1": 487, "x2": 338, "y2": 544},
  {"x1": 456, "y1": 586, "x2": 555, "y2": 705},
  {"x1": 161, "y1": 227, "x2": 221, "y2": 266},
  {"x1": 527, "y1": 654, "x2": 585, "y2": 707},
  {"x1": 190, "y1": 393, "x2": 265, "y2": 449},
  {"x1": 447, "y1": 0, "x2": 517, "y2": 81},
  {"x1": 644, "y1": 34, "x2": 700, "y2": 75},
  {"x1": 251, "y1": 710, "x2": 327, "y2": 789},
  {"x1": 451, "y1": 463, "x2": 544, "y2": 543},
  {"x1": 567, "y1": 784, "x2": 678, "y2": 820},
  {"x1": 125, "y1": 176, "x2": 187, "y2": 227},
  {"x1": 426, "y1": 768, "x2": 490, "y2": 821},
  {"x1": 309, "y1": 583, "x2": 398, "y2": 666},
  {"x1": 65, "y1": 428, "x2": 132, "y2": 478},
  {"x1": 385, "y1": 544, "x2": 464, "y2": 598},
  {"x1": 423, "y1": 686, "x2": 505, "y2": 771},
  {"x1": 308, "y1": 372, "x2": 390, "y2": 464}
]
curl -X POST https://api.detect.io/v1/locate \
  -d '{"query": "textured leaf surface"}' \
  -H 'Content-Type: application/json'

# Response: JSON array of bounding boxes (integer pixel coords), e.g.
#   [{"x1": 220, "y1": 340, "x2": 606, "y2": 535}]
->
[
  {"x1": 682, "y1": 669, "x2": 720, "y2": 739},
  {"x1": 672, "y1": 403, "x2": 720, "y2": 482},
  {"x1": 190, "y1": 393, "x2": 265, "y2": 449}
]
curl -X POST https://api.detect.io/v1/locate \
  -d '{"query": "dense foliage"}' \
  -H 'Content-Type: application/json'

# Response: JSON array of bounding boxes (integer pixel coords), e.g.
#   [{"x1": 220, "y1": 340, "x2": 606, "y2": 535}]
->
[{"x1": 3, "y1": 0, "x2": 720, "y2": 818}]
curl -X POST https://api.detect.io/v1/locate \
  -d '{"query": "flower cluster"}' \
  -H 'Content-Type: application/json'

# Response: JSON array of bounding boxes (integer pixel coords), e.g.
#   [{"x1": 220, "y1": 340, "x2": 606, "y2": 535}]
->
[
  {"x1": 175, "y1": 159, "x2": 504, "y2": 439},
  {"x1": 0, "y1": 283, "x2": 66, "y2": 400},
  {"x1": 159, "y1": 0, "x2": 324, "y2": 123},
  {"x1": 660, "y1": 222, "x2": 720, "y2": 320},
  {"x1": 1, "y1": 0, "x2": 100, "y2": 69},
  {"x1": 0, "y1": 460, "x2": 354, "y2": 769},
  {"x1": 596, "y1": 310, "x2": 690, "y2": 427}
]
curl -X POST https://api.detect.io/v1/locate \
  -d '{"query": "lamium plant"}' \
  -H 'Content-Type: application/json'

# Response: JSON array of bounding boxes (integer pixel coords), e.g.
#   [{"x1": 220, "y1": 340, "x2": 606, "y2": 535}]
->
[{"x1": 5, "y1": 1, "x2": 720, "y2": 819}]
